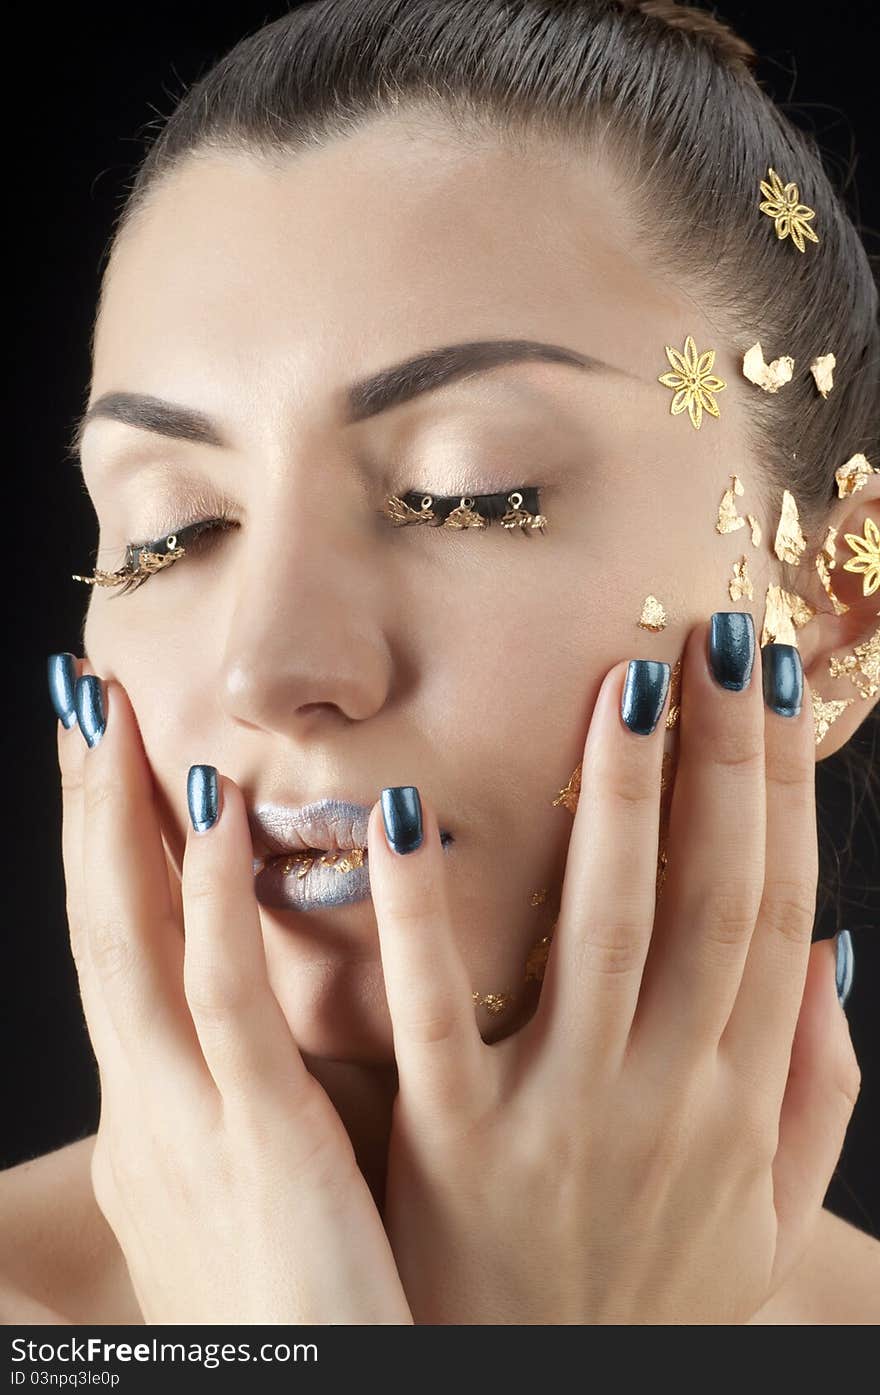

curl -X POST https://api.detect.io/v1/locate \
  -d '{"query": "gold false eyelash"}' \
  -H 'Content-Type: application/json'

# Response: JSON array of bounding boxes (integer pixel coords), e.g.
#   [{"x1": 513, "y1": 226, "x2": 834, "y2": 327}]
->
[
  {"x1": 71, "y1": 517, "x2": 228, "y2": 598},
  {"x1": 380, "y1": 488, "x2": 547, "y2": 532}
]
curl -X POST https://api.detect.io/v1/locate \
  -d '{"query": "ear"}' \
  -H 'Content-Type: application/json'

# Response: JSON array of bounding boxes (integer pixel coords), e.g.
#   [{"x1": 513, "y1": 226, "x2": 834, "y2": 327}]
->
[{"x1": 795, "y1": 475, "x2": 879, "y2": 760}]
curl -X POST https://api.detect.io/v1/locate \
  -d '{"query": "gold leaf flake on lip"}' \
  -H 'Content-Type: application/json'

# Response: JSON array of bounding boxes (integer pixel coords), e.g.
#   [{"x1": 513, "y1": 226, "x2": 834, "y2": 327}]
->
[
  {"x1": 815, "y1": 524, "x2": 850, "y2": 616},
  {"x1": 747, "y1": 514, "x2": 762, "y2": 547},
  {"x1": 716, "y1": 474, "x2": 747, "y2": 534},
  {"x1": 742, "y1": 342, "x2": 795, "y2": 393},
  {"x1": 810, "y1": 690, "x2": 853, "y2": 745},
  {"x1": 658, "y1": 334, "x2": 727, "y2": 429},
  {"x1": 760, "y1": 583, "x2": 815, "y2": 646},
  {"x1": 638, "y1": 595, "x2": 668, "y2": 631},
  {"x1": 758, "y1": 166, "x2": 820, "y2": 252},
  {"x1": 835, "y1": 453, "x2": 876, "y2": 498},
  {"x1": 810, "y1": 353, "x2": 836, "y2": 398},
  {"x1": 728, "y1": 555, "x2": 754, "y2": 601},
  {"x1": 773, "y1": 488, "x2": 808, "y2": 565}
]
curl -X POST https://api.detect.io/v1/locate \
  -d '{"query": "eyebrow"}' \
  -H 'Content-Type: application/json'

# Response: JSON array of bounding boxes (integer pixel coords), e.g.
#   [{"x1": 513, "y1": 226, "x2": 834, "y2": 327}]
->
[{"x1": 68, "y1": 337, "x2": 636, "y2": 461}]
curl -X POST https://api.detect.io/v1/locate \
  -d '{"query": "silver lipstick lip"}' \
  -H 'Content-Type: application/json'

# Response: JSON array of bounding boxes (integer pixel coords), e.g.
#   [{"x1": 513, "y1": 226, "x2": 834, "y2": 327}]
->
[{"x1": 248, "y1": 795, "x2": 453, "y2": 873}]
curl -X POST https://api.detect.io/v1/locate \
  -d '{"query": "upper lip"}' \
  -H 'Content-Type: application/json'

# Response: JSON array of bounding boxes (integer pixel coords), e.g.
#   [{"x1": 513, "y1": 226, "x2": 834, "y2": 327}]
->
[{"x1": 249, "y1": 799, "x2": 375, "y2": 857}]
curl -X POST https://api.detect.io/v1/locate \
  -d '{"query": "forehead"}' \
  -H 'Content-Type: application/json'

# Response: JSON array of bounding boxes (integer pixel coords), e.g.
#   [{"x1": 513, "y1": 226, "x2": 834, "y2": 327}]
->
[{"x1": 91, "y1": 114, "x2": 690, "y2": 413}]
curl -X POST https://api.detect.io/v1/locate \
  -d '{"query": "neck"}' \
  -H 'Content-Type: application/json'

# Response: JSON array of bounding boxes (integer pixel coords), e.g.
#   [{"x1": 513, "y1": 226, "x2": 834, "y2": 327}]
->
[{"x1": 303, "y1": 1053, "x2": 398, "y2": 1214}]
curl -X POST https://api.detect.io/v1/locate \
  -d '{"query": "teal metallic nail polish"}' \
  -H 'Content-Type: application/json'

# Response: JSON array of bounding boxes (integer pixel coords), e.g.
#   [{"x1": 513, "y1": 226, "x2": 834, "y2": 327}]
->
[
  {"x1": 835, "y1": 929, "x2": 854, "y2": 1008},
  {"x1": 74, "y1": 675, "x2": 105, "y2": 748},
  {"x1": 620, "y1": 660, "x2": 670, "y2": 735},
  {"x1": 762, "y1": 643, "x2": 803, "y2": 718},
  {"x1": 381, "y1": 786, "x2": 423, "y2": 854},
  {"x1": 188, "y1": 765, "x2": 220, "y2": 833},
  {"x1": 709, "y1": 612, "x2": 755, "y2": 691},
  {"x1": 48, "y1": 653, "x2": 78, "y2": 729}
]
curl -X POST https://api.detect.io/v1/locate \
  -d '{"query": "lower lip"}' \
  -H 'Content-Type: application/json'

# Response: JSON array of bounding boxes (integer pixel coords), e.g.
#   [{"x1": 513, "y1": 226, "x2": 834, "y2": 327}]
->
[{"x1": 252, "y1": 834, "x2": 453, "y2": 912}]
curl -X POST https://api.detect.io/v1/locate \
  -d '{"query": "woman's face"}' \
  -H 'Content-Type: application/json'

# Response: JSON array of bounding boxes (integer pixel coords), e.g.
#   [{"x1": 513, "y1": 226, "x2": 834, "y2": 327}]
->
[{"x1": 79, "y1": 113, "x2": 764, "y2": 1063}]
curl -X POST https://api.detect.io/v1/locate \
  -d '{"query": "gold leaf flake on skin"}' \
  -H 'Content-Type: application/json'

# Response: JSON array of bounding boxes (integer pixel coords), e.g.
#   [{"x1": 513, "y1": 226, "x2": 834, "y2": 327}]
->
[
  {"x1": 742, "y1": 342, "x2": 795, "y2": 393},
  {"x1": 716, "y1": 474, "x2": 747, "y2": 534},
  {"x1": 638, "y1": 595, "x2": 668, "y2": 631},
  {"x1": 828, "y1": 626, "x2": 880, "y2": 700},
  {"x1": 529, "y1": 888, "x2": 549, "y2": 907},
  {"x1": 728, "y1": 555, "x2": 754, "y2": 602},
  {"x1": 815, "y1": 524, "x2": 850, "y2": 616},
  {"x1": 835, "y1": 453, "x2": 876, "y2": 499},
  {"x1": 551, "y1": 762, "x2": 581, "y2": 815},
  {"x1": 525, "y1": 932, "x2": 555, "y2": 983},
  {"x1": 760, "y1": 584, "x2": 815, "y2": 646},
  {"x1": 471, "y1": 991, "x2": 513, "y2": 1014},
  {"x1": 665, "y1": 657, "x2": 682, "y2": 729},
  {"x1": 747, "y1": 514, "x2": 762, "y2": 547},
  {"x1": 810, "y1": 353, "x2": 836, "y2": 398},
  {"x1": 810, "y1": 690, "x2": 853, "y2": 745},
  {"x1": 773, "y1": 488, "x2": 808, "y2": 565}
]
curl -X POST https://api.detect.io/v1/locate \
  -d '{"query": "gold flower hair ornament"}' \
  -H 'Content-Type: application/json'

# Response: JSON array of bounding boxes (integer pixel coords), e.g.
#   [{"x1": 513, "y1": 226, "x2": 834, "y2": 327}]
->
[
  {"x1": 658, "y1": 335, "x2": 726, "y2": 429},
  {"x1": 841, "y1": 516, "x2": 880, "y2": 597},
  {"x1": 758, "y1": 167, "x2": 819, "y2": 253}
]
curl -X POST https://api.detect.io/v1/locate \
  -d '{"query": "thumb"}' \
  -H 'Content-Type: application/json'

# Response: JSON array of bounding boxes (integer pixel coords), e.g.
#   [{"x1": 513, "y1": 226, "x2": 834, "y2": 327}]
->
[{"x1": 770, "y1": 932, "x2": 861, "y2": 1295}]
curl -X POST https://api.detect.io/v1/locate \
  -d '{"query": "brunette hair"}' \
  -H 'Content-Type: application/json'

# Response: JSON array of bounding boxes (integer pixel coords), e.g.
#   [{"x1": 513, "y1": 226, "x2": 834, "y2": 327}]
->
[{"x1": 92, "y1": 0, "x2": 879, "y2": 930}]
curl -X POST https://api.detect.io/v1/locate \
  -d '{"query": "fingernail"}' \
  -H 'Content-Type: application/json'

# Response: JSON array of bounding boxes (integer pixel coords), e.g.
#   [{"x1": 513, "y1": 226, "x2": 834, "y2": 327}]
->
[
  {"x1": 620, "y1": 660, "x2": 670, "y2": 736},
  {"x1": 761, "y1": 643, "x2": 803, "y2": 718},
  {"x1": 74, "y1": 675, "x2": 106, "y2": 748},
  {"x1": 709, "y1": 612, "x2": 755, "y2": 691},
  {"x1": 835, "y1": 929, "x2": 855, "y2": 1008},
  {"x1": 380, "y1": 785, "x2": 423, "y2": 854},
  {"x1": 188, "y1": 765, "x2": 220, "y2": 833},
  {"x1": 48, "y1": 653, "x2": 78, "y2": 729}
]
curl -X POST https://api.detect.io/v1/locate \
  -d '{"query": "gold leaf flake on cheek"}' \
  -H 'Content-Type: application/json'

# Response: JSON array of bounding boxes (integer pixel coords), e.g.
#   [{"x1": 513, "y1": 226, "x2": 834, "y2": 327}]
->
[
  {"x1": 810, "y1": 353, "x2": 836, "y2": 398},
  {"x1": 728, "y1": 555, "x2": 754, "y2": 602},
  {"x1": 665, "y1": 657, "x2": 682, "y2": 729},
  {"x1": 524, "y1": 933, "x2": 555, "y2": 983},
  {"x1": 773, "y1": 489, "x2": 808, "y2": 565},
  {"x1": 471, "y1": 991, "x2": 513, "y2": 1014},
  {"x1": 747, "y1": 515, "x2": 762, "y2": 547},
  {"x1": 835, "y1": 453, "x2": 876, "y2": 498},
  {"x1": 760, "y1": 584, "x2": 815, "y2": 646},
  {"x1": 716, "y1": 474, "x2": 747, "y2": 534},
  {"x1": 551, "y1": 761, "x2": 582, "y2": 815},
  {"x1": 529, "y1": 887, "x2": 549, "y2": 907},
  {"x1": 638, "y1": 595, "x2": 668, "y2": 631},
  {"x1": 815, "y1": 524, "x2": 850, "y2": 616},
  {"x1": 742, "y1": 342, "x2": 795, "y2": 393},
  {"x1": 810, "y1": 690, "x2": 854, "y2": 745}
]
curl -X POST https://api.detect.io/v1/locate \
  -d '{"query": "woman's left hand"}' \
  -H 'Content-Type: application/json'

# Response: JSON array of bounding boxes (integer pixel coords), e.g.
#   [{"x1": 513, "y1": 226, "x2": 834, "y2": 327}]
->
[{"x1": 367, "y1": 617, "x2": 862, "y2": 1324}]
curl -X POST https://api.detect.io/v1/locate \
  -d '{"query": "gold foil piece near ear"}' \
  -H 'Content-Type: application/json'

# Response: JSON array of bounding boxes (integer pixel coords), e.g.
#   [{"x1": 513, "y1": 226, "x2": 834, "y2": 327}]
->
[
  {"x1": 638, "y1": 595, "x2": 668, "y2": 631},
  {"x1": 810, "y1": 353, "x2": 836, "y2": 398},
  {"x1": 529, "y1": 888, "x2": 549, "y2": 907},
  {"x1": 841, "y1": 517, "x2": 880, "y2": 597},
  {"x1": 742, "y1": 342, "x2": 795, "y2": 393},
  {"x1": 758, "y1": 167, "x2": 819, "y2": 252},
  {"x1": 747, "y1": 515, "x2": 762, "y2": 547},
  {"x1": 760, "y1": 584, "x2": 815, "y2": 646},
  {"x1": 658, "y1": 334, "x2": 726, "y2": 429},
  {"x1": 828, "y1": 625, "x2": 880, "y2": 700},
  {"x1": 716, "y1": 474, "x2": 747, "y2": 534},
  {"x1": 811, "y1": 690, "x2": 854, "y2": 745},
  {"x1": 835, "y1": 454, "x2": 876, "y2": 499},
  {"x1": 524, "y1": 933, "x2": 554, "y2": 984},
  {"x1": 665, "y1": 657, "x2": 682, "y2": 729},
  {"x1": 551, "y1": 762, "x2": 581, "y2": 815},
  {"x1": 728, "y1": 555, "x2": 754, "y2": 602},
  {"x1": 773, "y1": 489, "x2": 808, "y2": 565},
  {"x1": 471, "y1": 991, "x2": 513, "y2": 1014},
  {"x1": 816, "y1": 525, "x2": 850, "y2": 616}
]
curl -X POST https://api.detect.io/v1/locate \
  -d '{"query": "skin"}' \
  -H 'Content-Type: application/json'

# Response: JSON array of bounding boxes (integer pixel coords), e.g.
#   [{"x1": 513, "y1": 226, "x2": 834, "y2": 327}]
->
[{"x1": 65, "y1": 110, "x2": 879, "y2": 1319}]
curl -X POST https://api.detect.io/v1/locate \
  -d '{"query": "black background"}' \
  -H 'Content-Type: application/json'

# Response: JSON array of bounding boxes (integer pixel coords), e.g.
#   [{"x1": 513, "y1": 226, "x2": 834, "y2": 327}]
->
[{"x1": 5, "y1": 0, "x2": 879, "y2": 1244}]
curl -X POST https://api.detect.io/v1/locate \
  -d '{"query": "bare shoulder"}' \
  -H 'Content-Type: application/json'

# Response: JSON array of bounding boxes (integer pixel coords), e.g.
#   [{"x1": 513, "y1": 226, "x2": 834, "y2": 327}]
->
[
  {"x1": 0, "y1": 1134, "x2": 143, "y2": 1325},
  {"x1": 749, "y1": 1207, "x2": 880, "y2": 1325}
]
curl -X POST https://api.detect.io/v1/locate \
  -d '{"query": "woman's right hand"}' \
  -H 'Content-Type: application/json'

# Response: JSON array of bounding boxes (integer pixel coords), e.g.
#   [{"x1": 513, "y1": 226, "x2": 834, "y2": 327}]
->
[{"x1": 55, "y1": 657, "x2": 411, "y2": 1326}]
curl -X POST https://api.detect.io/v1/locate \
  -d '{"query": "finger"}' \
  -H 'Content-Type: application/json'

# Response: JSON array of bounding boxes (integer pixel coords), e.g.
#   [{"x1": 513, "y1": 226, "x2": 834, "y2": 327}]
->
[
  {"x1": 181, "y1": 766, "x2": 316, "y2": 1113},
  {"x1": 633, "y1": 613, "x2": 766, "y2": 1058},
  {"x1": 722, "y1": 648, "x2": 818, "y2": 1100},
  {"x1": 77, "y1": 672, "x2": 210, "y2": 1106},
  {"x1": 530, "y1": 657, "x2": 670, "y2": 1068},
  {"x1": 768, "y1": 936, "x2": 862, "y2": 1295},
  {"x1": 366, "y1": 787, "x2": 486, "y2": 1121}
]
